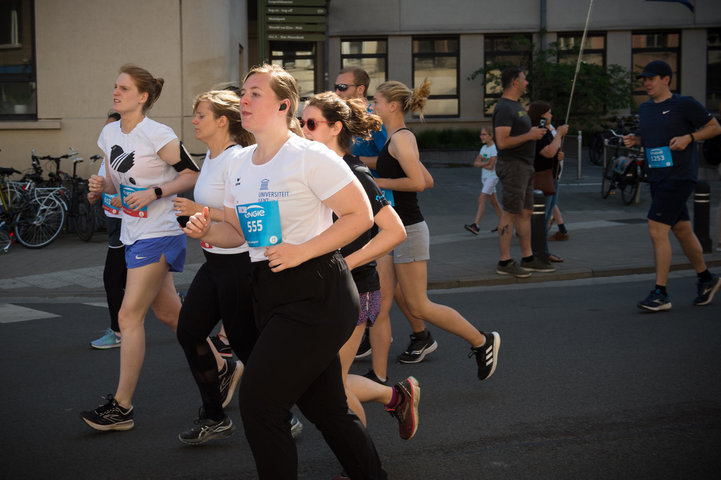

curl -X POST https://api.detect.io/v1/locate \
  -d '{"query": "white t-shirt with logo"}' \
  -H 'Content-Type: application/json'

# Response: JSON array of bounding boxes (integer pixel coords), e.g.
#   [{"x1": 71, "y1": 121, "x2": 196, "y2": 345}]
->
[
  {"x1": 97, "y1": 117, "x2": 182, "y2": 245},
  {"x1": 194, "y1": 145, "x2": 248, "y2": 255},
  {"x1": 480, "y1": 144, "x2": 498, "y2": 180},
  {"x1": 224, "y1": 134, "x2": 354, "y2": 263}
]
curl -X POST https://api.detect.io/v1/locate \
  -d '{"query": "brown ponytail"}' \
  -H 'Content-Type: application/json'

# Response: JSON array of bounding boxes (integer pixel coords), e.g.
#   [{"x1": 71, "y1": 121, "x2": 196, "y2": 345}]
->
[
  {"x1": 119, "y1": 64, "x2": 164, "y2": 113},
  {"x1": 306, "y1": 91, "x2": 382, "y2": 154}
]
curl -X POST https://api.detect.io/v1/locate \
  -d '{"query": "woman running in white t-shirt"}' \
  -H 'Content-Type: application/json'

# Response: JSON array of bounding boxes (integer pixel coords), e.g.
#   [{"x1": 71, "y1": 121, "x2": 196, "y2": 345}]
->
[
  {"x1": 82, "y1": 64, "x2": 199, "y2": 431},
  {"x1": 172, "y1": 90, "x2": 259, "y2": 444},
  {"x1": 184, "y1": 64, "x2": 387, "y2": 479}
]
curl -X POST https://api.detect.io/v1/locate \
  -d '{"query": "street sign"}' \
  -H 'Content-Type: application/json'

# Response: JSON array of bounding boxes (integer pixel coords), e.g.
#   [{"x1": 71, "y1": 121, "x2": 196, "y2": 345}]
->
[
  {"x1": 267, "y1": 23, "x2": 326, "y2": 32},
  {"x1": 267, "y1": 15, "x2": 326, "y2": 23},
  {"x1": 267, "y1": 7, "x2": 327, "y2": 14},
  {"x1": 268, "y1": 0, "x2": 327, "y2": 5},
  {"x1": 267, "y1": 33, "x2": 326, "y2": 42},
  {"x1": 260, "y1": 0, "x2": 328, "y2": 58}
]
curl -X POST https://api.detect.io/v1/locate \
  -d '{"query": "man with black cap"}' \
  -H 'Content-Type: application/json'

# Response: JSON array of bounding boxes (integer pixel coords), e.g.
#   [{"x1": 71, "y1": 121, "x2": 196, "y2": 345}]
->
[{"x1": 624, "y1": 60, "x2": 721, "y2": 312}]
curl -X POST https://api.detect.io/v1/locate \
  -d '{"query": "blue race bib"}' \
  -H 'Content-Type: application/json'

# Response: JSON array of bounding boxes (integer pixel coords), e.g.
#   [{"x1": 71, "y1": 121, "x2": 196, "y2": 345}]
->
[
  {"x1": 371, "y1": 169, "x2": 394, "y2": 206},
  {"x1": 646, "y1": 146, "x2": 673, "y2": 169},
  {"x1": 119, "y1": 184, "x2": 149, "y2": 218},
  {"x1": 102, "y1": 193, "x2": 120, "y2": 215},
  {"x1": 236, "y1": 201, "x2": 282, "y2": 247}
]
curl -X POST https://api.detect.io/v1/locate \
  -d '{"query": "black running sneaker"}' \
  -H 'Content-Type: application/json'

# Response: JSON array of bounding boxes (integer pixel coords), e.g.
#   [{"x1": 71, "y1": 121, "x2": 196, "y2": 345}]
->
[
  {"x1": 355, "y1": 327, "x2": 372, "y2": 359},
  {"x1": 397, "y1": 331, "x2": 438, "y2": 364},
  {"x1": 363, "y1": 368, "x2": 388, "y2": 386},
  {"x1": 694, "y1": 273, "x2": 721, "y2": 306},
  {"x1": 470, "y1": 331, "x2": 500, "y2": 380},
  {"x1": 179, "y1": 413, "x2": 235, "y2": 445},
  {"x1": 637, "y1": 289, "x2": 671, "y2": 312},
  {"x1": 219, "y1": 359, "x2": 243, "y2": 408},
  {"x1": 289, "y1": 414, "x2": 304, "y2": 439},
  {"x1": 80, "y1": 394, "x2": 134, "y2": 431},
  {"x1": 385, "y1": 376, "x2": 420, "y2": 440},
  {"x1": 211, "y1": 335, "x2": 233, "y2": 358},
  {"x1": 464, "y1": 223, "x2": 480, "y2": 235}
]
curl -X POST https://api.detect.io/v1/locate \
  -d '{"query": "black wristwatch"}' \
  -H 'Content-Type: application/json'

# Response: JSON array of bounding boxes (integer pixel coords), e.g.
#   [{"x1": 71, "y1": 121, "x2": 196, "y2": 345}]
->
[{"x1": 153, "y1": 186, "x2": 163, "y2": 199}]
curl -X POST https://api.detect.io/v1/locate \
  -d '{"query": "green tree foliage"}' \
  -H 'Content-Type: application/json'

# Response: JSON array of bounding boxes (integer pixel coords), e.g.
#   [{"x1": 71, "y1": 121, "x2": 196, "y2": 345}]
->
[{"x1": 470, "y1": 35, "x2": 634, "y2": 132}]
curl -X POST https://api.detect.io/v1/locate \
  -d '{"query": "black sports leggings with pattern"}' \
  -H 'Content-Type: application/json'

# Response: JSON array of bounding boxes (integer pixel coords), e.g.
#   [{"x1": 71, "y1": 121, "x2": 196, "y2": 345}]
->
[{"x1": 176, "y1": 250, "x2": 258, "y2": 421}]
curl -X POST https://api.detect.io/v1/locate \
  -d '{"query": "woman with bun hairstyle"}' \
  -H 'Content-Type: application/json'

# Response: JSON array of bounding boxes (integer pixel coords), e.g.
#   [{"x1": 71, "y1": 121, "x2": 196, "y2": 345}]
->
[
  {"x1": 83, "y1": 64, "x2": 199, "y2": 431},
  {"x1": 184, "y1": 64, "x2": 386, "y2": 479},
  {"x1": 302, "y1": 91, "x2": 421, "y2": 441},
  {"x1": 372, "y1": 79, "x2": 501, "y2": 380}
]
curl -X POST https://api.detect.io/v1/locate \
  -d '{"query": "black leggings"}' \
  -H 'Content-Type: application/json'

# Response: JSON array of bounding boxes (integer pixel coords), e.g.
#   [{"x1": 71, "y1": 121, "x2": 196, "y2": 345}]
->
[
  {"x1": 103, "y1": 217, "x2": 126, "y2": 333},
  {"x1": 176, "y1": 250, "x2": 257, "y2": 420},
  {"x1": 239, "y1": 252, "x2": 386, "y2": 480}
]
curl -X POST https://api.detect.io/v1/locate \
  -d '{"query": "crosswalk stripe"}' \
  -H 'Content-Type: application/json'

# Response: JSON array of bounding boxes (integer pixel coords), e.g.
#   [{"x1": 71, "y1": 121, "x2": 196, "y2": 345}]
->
[{"x1": 0, "y1": 303, "x2": 60, "y2": 323}]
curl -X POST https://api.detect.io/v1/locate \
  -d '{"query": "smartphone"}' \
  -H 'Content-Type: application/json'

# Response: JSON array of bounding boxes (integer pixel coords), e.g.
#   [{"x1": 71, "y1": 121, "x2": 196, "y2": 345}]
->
[
  {"x1": 176, "y1": 215, "x2": 189, "y2": 228},
  {"x1": 539, "y1": 118, "x2": 547, "y2": 128}
]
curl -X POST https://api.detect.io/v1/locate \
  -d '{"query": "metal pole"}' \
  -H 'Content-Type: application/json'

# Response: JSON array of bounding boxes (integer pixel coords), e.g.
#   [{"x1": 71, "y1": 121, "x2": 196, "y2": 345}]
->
[
  {"x1": 694, "y1": 181, "x2": 712, "y2": 253},
  {"x1": 563, "y1": 0, "x2": 595, "y2": 126},
  {"x1": 531, "y1": 191, "x2": 548, "y2": 261},
  {"x1": 577, "y1": 130, "x2": 582, "y2": 179}
]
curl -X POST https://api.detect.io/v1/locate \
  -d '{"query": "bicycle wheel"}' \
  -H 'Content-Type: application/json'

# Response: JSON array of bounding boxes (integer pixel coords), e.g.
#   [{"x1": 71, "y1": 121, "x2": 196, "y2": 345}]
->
[
  {"x1": 14, "y1": 195, "x2": 66, "y2": 248},
  {"x1": 0, "y1": 223, "x2": 11, "y2": 253},
  {"x1": 601, "y1": 156, "x2": 615, "y2": 199},
  {"x1": 589, "y1": 133, "x2": 605, "y2": 166},
  {"x1": 71, "y1": 193, "x2": 96, "y2": 242},
  {"x1": 620, "y1": 176, "x2": 639, "y2": 205}
]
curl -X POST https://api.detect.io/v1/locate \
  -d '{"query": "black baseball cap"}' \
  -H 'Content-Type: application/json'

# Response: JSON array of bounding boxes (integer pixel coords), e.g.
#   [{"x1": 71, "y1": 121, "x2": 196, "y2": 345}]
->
[{"x1": 636, "y1": 60, "x2": 673, "y2": 80}]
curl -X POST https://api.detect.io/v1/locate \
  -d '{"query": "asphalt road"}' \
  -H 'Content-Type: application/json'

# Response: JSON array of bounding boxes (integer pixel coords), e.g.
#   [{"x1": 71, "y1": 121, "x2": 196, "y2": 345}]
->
[{"x1": 2, "y1": 273, "x2": 720, "y2": 479}]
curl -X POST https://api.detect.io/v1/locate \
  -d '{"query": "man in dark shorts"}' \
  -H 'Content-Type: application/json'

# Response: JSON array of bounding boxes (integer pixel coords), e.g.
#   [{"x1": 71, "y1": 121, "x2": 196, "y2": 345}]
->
[
  {"x1": 492, "y1": 66, "x2": 551, "y2": 277},
  {"x1": 623, "y1": 60, "x2": 721, "y2": 311}
]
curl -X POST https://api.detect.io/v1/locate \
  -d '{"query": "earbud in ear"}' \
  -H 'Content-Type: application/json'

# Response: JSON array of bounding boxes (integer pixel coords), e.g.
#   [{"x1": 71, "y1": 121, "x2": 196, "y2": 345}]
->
[{"x1": 279, "y1": 103, "x2": 287, "y2": 111}]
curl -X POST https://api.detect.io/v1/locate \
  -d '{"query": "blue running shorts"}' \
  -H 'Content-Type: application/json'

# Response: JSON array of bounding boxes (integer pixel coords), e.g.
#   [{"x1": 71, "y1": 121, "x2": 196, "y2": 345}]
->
[{"x1": 125, "y1": 234, "x2": 186, "y2": 272}]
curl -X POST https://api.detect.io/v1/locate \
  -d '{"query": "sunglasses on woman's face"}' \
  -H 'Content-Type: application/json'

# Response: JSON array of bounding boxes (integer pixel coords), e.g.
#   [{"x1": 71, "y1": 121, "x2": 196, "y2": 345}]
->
[
  {"x1": 334, "y1": 83, "x2": 361, "y2": 92},
  {"x1": 298, "y1": 118, "x2": 333, "y2": 131}
]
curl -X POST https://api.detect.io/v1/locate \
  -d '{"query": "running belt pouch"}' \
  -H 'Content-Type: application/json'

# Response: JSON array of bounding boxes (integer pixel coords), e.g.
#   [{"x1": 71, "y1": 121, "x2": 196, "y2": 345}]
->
[{"x1": 533, "y1": 169, "x2": 556, "y2": 195}]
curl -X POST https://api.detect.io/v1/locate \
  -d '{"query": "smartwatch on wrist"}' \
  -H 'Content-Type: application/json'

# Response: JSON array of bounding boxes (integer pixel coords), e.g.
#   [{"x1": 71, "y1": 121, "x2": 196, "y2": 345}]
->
[{"x1": 153, "y1": 186, "x2": 163, "y2": 199}]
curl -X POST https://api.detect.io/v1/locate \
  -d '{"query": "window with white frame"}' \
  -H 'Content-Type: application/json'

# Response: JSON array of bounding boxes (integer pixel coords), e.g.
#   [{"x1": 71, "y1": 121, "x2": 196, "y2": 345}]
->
[
  {"x1": 412, "y1": 36, "x2": 459, "y2": 117},
  {"x1": 483, "y1": 35, "x2": 532, "y2": 116},
  {"x1": 340, "y1": 39, "x2": 387, "y2": 98}
]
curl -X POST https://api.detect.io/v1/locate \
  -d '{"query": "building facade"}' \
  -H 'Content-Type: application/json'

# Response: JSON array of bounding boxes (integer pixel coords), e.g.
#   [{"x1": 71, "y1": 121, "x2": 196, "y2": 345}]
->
[
  {"x1": 1, "y1": 0, "x2": 720, "y2": 173},
  {"x1": 0, "y1": 0, "x2": 249, "y2": 175}
]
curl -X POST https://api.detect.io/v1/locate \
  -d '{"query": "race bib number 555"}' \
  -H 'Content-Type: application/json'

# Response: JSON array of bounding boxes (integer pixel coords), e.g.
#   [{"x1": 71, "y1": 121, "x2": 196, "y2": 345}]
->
[{"x1": 236, "y1": 201, "x2": 282, "y2": 247}]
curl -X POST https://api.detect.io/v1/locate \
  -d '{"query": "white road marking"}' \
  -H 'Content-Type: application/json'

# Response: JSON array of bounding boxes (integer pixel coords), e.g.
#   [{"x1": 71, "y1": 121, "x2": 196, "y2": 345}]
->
[{"x1": 0, "y1": 304, "x2": 60, "y2": 323}]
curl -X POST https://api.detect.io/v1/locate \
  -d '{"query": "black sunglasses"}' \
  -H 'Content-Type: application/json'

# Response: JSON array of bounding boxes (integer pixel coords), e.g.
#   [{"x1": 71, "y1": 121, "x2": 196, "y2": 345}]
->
[
  {"x1": 298, "y1": 118, "x2": 333, "y2": 131},
  {"x1": 334, "y1": 83, "x2": 361, "y2": 92}
]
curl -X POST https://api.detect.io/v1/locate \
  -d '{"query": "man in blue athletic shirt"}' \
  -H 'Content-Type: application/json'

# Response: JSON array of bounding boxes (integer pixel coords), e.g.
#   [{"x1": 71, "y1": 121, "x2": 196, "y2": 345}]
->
[
  {"x1": 624, "y1": 60, "x2": 721, "y2": 311},
  {"x1": 335, "y1": 66, "x2": 388, "y2": 165}
]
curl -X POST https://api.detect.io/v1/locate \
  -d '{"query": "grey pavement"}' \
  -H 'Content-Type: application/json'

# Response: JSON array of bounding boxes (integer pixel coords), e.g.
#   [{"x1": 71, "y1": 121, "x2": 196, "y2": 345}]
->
[{"x1": 1, "y1": 155, "x2": 721, "y2": 301}]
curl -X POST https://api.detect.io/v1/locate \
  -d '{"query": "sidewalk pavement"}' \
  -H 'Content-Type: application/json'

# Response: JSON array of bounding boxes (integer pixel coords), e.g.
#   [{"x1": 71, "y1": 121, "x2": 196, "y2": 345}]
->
[{"x1": 1, "y1": 159, "x2": 720, "y2": 301}]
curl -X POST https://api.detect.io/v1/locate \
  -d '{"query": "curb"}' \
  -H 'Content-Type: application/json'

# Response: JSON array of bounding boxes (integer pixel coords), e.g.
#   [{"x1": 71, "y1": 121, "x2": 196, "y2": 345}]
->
[{"x1": 5, "y1": 259, "x2": 720, "y2": 300}]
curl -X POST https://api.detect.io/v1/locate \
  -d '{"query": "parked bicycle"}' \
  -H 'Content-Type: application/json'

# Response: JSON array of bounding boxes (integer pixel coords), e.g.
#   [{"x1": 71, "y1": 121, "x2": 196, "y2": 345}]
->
[
  {"x1": 589, "y1": 115, "x2": 640, "y2": 166},
  {"x1": 601, "y1": 130, "x2": 647, "y2": 205},
  {"x1": 0, "y1": 166, "x2": 22, "y2": 252},
  {"x1": 1, "y1": 165, "x2": 65, "y2": 250},
  {"x1": 32, "y1": 148, "x2": 97, "y2": 241}
]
